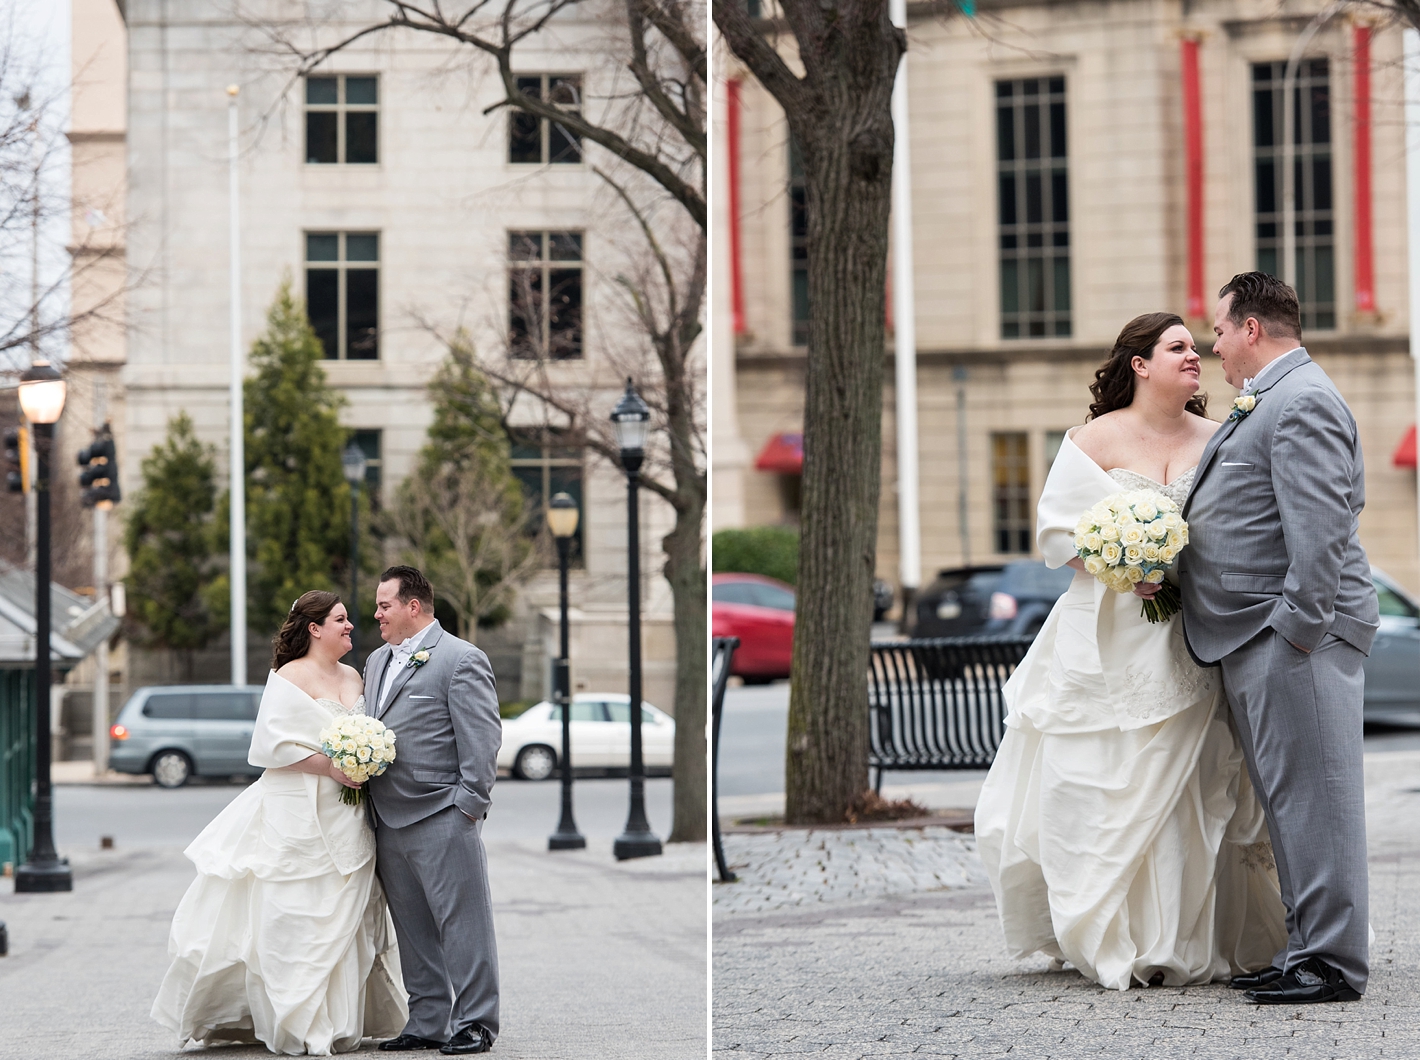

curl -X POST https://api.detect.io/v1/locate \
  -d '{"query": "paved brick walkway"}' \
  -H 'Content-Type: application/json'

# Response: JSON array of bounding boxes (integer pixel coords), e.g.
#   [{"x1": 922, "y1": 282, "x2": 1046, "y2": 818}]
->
[{"x1": 713, "y1": 752, "x2": 1420, "y2": 1059}]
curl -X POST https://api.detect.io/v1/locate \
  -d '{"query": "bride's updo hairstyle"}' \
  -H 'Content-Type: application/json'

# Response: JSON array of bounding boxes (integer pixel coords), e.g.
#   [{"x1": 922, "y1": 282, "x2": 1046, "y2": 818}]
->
[
  {"x1": 1087, "y1": 312, "x2": 1209, "y2": 421},
  {"x1": 271, "y1": 590, "x2": 343, "y2": 670}
]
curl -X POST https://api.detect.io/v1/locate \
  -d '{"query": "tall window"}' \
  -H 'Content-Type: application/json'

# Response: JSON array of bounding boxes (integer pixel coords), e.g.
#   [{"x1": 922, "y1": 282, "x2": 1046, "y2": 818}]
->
[
  {"x1": 350, "y1": 429, "x2": 383, "y2": 505},
  {"x1": 509, "y1": 231, "x2": 584, "y2": 360},
  {"x1": 305, "y1": 76, "x2": 378, "y2": 164},
  {"x1": 306, "y1": 232, "x2": 379, "y2": 360},
  {"x1": 789, "y1": 139, "x2": 809, "y2": 346},
  {"x1": 1253, "y1": 60, "x2": 1334, "y2": 329},
  {"x1": 992, "y1": 432, "x2": 1031, "y2": 555},
  {"x1": 510, "y1": 431, "x2": 584, "y2": 564},
  {"x1": 508, "y1": 75, "x2": 583, "y2": 164},
  {"x1": 997, "y1": 77, "x2": 1071, "y2": 339}
]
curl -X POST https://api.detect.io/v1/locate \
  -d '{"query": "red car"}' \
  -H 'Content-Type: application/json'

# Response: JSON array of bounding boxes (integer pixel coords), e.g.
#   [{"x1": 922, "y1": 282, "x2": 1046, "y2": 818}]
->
[{"x1": 711, "y1": 573, "x2": 795, "y2": 683}]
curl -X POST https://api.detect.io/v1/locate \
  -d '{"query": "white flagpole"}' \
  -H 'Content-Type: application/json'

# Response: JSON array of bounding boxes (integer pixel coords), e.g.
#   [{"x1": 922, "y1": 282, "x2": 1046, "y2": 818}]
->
[{"x1": 227, "y1": 85, "x2": 247, "y2": 686}]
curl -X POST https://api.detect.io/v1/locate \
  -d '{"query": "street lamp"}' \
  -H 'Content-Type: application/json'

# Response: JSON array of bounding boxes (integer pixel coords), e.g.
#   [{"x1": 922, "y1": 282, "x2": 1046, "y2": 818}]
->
[
  {"x1": 15, "y1": 360, "x2": 72, "y2": 893},
  {"x1": 546, "y1": 492, "x2": 585, "y2": 851},
  {"x1": 341, "y1": 442, "x2": 367, "y2": 664},
  {"x1": 610, "y1": 379, "x2": 661, "y2": 860}
]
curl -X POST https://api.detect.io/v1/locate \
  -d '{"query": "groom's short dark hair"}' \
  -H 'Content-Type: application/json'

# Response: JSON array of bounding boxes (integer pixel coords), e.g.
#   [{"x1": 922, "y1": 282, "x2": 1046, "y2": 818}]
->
[
  {"x1": 381, "y1": 565, "x2": 435, "y2": 611},
  {"x1": 1219, "y1": 272, "x2": 1301, "y2": 340}
]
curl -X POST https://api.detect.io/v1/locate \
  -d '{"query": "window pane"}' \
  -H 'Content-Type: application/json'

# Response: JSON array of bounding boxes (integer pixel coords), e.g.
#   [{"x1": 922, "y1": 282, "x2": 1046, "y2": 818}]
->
[
  {"x1": 547, "y1": 268, "x2": 582, "y2": 359},
  {"x1": 192, "y1": 694, "x2": 256, "y2": 721},
  {"x1": 143, "y1": 694, "x2": 194, "y2": 719},
  {"x1": 516, "y1": 76, "x2": 543, "y2": 100},
  {"x1": 307, "y1": 269, "x2": 339, "y2": 358},
  {"x1": 306, "y1": 77, "x2": 337, "y2": 105},
  {"x1": 1376, "y1": 583, "x2": 1419, "y2": 619},
  {"x1": 604, "y1": 702, "x2": 656, "y2": 725},
  {"x1": 345, "y1": 111, "x2": 377, "y2": 164},
  {"x1": 509, "y1": 231, "x2": 542, "y2": 261},
  {"x1": 346, "y1": 232, "x2": 379, "y2": 261},
  {"x1": 306, "y1": 112, "x2": 337, "y2": 164},
  {"x1": 996, "y1": 105, "x2": 1014, "y2": 162},
  {"x1": 346, "y1": 269, "x2": 379, "y2": 359},
  {"x1": 569, "y1": 701, "x2": 606, "y2": 722},
  {"x1": 548, "y1": 232, "x2": 582, "y2": 261},
  {"x1": 549, "y1": 76, "x2": 581, "y2": 107},
  {"x1": 306, "y1": 233, "x2": 339, "y2": 261},
  {"x1": 509, "y1": 112, "x2": 541, "y2": 163},
  {"x1": 509, "y1": 268, "x2": 543, "y2": 358},
  {"x1": 549, "y1": 118, "x2": 582, "y2": 163},
  {"x1": 353, "y1": 428, "x2": 382, "y2": 495},
  {"x1": 345, "y1": 76, "x2": 377, "y2": 105}
]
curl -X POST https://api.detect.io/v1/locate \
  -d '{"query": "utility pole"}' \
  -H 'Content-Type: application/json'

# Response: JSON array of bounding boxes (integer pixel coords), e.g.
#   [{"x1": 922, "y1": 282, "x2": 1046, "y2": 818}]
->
[
  {"x1": 91, "y1": 382, "x2": 109, "y2": 775},
  {"x1": 227, "y1": 85, "x2": 247, "y2": 686}
]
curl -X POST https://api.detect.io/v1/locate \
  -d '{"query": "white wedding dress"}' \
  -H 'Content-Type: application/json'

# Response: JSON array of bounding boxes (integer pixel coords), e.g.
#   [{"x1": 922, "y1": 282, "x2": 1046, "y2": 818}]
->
[
  {"x1": 974, "y1": 429, "x2": 1287, "y2": 990},
  {"x1": 151, "y1": 671, "x2": 408, "y2": 1054}
]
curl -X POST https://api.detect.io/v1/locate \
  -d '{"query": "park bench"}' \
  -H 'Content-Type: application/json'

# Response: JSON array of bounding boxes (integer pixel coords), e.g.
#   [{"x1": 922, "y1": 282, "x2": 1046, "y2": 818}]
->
[{"x1": 867, "y1": 636, "x2": 1034, "y2": 791}]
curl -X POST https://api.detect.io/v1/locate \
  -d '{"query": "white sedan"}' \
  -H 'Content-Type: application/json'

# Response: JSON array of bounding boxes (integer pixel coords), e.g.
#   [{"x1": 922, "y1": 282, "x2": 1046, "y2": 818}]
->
[{"x1": 498, "y1": 694, "x2": 676, "y2": 780}]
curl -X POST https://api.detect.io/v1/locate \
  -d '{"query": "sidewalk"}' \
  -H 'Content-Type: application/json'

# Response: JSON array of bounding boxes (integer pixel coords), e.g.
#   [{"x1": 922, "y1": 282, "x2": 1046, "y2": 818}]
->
[
  {"x1": 0, "y1": 839, "x2": 707, "y2": 1060},
  {"x1": 713, "y1": 751, "x2": 1420, "y2": 1059}
]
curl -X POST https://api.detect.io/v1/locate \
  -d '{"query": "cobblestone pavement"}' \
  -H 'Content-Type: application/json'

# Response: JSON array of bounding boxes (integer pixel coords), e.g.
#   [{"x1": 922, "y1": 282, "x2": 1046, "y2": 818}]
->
[{"x1": 713, "y1": 752, "x2": 1420, "y2": 1059}]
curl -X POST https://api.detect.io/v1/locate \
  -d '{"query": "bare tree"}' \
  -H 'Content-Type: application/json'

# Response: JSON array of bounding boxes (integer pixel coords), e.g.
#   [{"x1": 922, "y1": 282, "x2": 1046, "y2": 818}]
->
[
  {"x1": 715, "y1": 0, "x2": 904, "y2": 823},
  {"x1": 247, "y1": 0, "x2": 708, "y2": 843}
]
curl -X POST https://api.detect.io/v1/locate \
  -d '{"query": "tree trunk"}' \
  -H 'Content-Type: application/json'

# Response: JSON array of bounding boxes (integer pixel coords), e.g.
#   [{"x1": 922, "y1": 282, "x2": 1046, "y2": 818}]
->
[
  {"x1": 664, "y1": 491, "x2": 707, "y2": 842},
  {"x1": 776, "y1": 6, "x2": 902, "y2": 825}
]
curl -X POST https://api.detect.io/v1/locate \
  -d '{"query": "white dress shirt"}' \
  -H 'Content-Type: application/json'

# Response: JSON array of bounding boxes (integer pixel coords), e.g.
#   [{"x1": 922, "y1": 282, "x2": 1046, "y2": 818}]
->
[
  {"x1": 1242, "y1": 347, "x2": 1302, "y2": 394},
  {"x1": 378, "y1": 620, "x2": 436, "y2": 711}
]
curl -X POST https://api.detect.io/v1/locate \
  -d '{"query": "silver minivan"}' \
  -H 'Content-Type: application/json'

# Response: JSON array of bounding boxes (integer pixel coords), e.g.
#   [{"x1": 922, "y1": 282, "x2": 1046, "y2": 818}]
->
[{"x1": 108, "y1": 685, "x2": 265, "y2": 787}]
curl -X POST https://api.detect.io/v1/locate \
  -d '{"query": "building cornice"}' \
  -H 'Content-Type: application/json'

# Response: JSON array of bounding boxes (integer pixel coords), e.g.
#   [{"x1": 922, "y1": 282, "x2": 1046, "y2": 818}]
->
[{"x1": 66, "y1": 131, "x2": 125, "y2": 145}]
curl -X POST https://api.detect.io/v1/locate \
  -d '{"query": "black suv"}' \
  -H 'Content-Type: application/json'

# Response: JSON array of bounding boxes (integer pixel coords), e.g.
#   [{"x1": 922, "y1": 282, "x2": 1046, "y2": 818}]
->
[{"x1": 913, "y1": 561, "x2": 1075, "y2": 640}]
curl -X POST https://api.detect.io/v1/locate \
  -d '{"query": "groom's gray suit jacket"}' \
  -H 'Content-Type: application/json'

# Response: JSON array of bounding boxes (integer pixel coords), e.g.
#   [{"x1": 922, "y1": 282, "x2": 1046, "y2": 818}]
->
[
  {"x1": 365, "y1": 622, "x2": 502, "y2": 828},
  {"x1": 1180, "y1": 347, "x2": 1378, "y2": 662}
]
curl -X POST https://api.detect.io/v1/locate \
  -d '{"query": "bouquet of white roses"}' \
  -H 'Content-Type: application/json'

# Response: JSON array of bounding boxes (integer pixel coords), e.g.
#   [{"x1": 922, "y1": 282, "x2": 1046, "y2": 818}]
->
[
  {"x1": 319, "y1": 715, "x2": 397, "y2": 806},
  {"x1": 1074, "y1": 489, "x2": 1189, "y2": 623}
]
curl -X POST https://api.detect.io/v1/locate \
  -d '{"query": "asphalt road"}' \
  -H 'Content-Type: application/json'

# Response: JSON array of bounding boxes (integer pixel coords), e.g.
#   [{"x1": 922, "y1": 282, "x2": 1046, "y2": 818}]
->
[
  {"x1": 718, "y1": 680, "x2": 1420, "y2": 798},
  {"x1": 52, "y1": 774, "x2": 675, "y2": 852}
]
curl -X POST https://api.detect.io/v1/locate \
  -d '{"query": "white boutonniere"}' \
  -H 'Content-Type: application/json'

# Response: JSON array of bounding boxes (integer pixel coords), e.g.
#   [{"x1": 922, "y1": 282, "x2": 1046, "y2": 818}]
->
[
  {"x1": 409, "y1": 649, "x2": 432, "y2": 669},
  {"x1": 1228, "y1": 394, "x2": 1257, "y2": 423}
]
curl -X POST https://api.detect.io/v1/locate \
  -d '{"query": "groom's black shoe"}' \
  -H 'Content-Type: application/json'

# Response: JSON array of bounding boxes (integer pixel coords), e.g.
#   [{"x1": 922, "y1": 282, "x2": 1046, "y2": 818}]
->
[
  {"x1": 1229, "y1": 966, "x2": 1284, "y2": 990},
  {"x1": 1243, "y1": 958, "x2": 1362, "y2": 1005},
  {"x1": 379, "y1": 1035, "x2": 445, "y2": 1051},
  {"x1": 440, "y1": 1024, "x2": 494, "y2": 1054}
]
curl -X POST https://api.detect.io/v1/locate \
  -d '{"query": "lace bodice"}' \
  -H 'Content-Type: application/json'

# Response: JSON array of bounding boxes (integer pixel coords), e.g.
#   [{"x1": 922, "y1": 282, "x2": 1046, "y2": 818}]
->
[
  {"x1": 1107, "y1": 465, "x2": 1196, "y2": 509},
  {"x1": 315, "y1": 694, "x2": 367, "y2": 718}
]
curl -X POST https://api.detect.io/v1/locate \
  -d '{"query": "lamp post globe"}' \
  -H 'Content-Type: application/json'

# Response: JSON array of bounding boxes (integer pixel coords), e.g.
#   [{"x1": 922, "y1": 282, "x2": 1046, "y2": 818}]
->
[
  {"x1": 15, "y1": 360, "x2": 72, "y2": 892},
  {"x1": 17, "y1": 360, "x2": 66, "y2": 425},
  {"x1": 341, "y1": 442, "x2": 367, "y2": 665},
  {"x1": 610, "y1": 380, "x2": 661, "y2": 860},
  {"x1": 546, "y1": 492, "x2": 585, "y2": 850}
]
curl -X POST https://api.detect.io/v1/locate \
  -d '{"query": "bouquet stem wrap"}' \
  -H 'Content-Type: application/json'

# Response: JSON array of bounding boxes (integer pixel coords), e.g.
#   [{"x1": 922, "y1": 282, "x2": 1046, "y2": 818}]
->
[
  {"x1": 319, "y1": 715, "x2": 397, "y2": 807},
  {"x1": 1074, "y1": 489, "x2": 1189, "y2": 624}
]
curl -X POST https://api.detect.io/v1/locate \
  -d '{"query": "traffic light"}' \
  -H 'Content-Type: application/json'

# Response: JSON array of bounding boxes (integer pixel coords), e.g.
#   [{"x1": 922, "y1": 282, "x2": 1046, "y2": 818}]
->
[
  {"x1": 77, "y1": 424, "x2": 121, "y2": 509},
  {"x1": 4, "y1": 425, "x2": 29, "y2": 494}
]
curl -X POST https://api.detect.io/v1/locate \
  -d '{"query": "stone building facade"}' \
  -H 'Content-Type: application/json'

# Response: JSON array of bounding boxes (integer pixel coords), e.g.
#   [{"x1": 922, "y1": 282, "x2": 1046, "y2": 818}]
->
[
  {"x1": 714, "y1": 0, "x2": 1420, "y2": 601},
  {"x1": 75, "y1": 0, "x2": 681, "y2": 717}
]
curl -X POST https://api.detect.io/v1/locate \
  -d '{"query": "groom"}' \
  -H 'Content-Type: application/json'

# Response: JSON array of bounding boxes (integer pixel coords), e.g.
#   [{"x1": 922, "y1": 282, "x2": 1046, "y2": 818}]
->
[
  {"x1": 1173, "y1": 272, "x2": 1378, "y2": 1005},
  {"x1": 366, "y1": 565, "x2": 502, "y2": 1053}
]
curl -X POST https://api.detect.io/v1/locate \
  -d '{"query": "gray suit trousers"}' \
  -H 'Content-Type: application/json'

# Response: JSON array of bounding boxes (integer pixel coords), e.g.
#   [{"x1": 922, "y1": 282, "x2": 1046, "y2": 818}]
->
[
  {"x1": 1221, "y1": 630, "x2": 1369, "y2": 992},
  {"x1": 375, "y1": 805, "x2": 500, "y2": 1040}
]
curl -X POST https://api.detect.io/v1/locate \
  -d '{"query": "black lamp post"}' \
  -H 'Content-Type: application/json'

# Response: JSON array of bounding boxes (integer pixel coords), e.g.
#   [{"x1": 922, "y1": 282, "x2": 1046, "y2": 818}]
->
[
  {"x1": 14, "y1": 360, "x2": 72, "y2": 893},
  {"x1": 341, "y1": 442, "x2": 367, "y2": 665},
  {"x1": 610, "y1": 379, "x2": 662, "y2": 861},
  {"x1": 546, "y1": 492, "x2": 585, "y2": 851}
]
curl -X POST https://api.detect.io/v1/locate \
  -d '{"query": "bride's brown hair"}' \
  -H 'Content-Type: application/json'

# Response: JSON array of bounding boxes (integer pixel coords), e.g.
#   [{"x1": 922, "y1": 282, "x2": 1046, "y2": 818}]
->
[
  {"x1": 1088, "y1": 312, "x2": 1209, "y2": 421},
  {"x1": 271, "y1": 590, "x2": 343, "y2": 670}
]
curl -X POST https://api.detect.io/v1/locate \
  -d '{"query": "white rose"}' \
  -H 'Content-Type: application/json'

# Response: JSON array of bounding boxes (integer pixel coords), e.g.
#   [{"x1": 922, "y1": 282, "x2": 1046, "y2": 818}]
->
[
  {"x1": 1123, "y1": 544, "x2": 1145, "y2": 565},
  {"x1": 1121, "y1": 524, "x2": 1146, "y2": 546},
  {"x1": 1166, "y1": 529, "x2": 1184, "y2": 549},
  {"x1": 1101, "y1": 542, "x2": 1123, "y2": 566},
  {"x1": 1125, "y1": 565, "x2": 1145, "y2": 584},
  {"x1": 1135, "y1": 501, "x2": 1158, "y2": 521},
  {"x1": 1160, "y1": 545, "x2": 1179, "y2": 564},
  {"x1": 358, "y1": 747, "x2": 371, "y2": 762},
  {"x1": 1084, "y1": 555, "x2": 1107, "y2": 576},
  {"x1": 1084, "y1": 532, "x2": 1104, "y2": 552},
  {"x1": 1100, "y1": 524, "x2": 1121, "y2": 543},
  {"x1": 1108, "y1": 572, "x2": 1133, "y2": 594},
  {"x1": 1142, "y1": 543, "x2": 1161, "y2": 563},
  {"x1": 1162, "y1": 512, "x2": 1183, "y2": 530},
  {"x1": 1146, "y1": 521, "x2": 1168, "y2": 540},
  {"x1": 1144, "y1": 568, "x2": 1166, "y2": 584}
]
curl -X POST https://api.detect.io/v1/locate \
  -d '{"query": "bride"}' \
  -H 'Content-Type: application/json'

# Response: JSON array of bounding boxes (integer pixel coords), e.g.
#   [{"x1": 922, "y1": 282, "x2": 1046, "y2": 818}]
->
[
  {"x1": 152, "y1": 590, "x2": 408, "y2": 1054},
  {"x1": 974, "y1": 312, "x2": 1287, "y2": 990}
]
